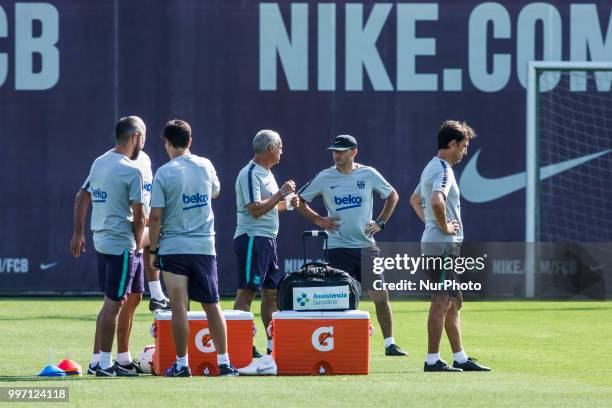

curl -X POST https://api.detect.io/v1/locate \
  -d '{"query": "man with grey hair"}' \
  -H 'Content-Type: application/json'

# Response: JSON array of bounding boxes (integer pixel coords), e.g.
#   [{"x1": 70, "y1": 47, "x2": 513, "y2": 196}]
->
[
  {"x1": 233, "y1": 129, "x2": 298, "y2": 363},
  {"x1": 70, "y1": 116, "x2": 146, "y2": 376}
]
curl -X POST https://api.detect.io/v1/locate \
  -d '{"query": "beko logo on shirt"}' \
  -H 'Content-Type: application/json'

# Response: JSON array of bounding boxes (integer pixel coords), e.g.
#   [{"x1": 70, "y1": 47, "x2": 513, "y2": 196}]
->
[
  {"x1": 182, "y1": 193, "x2": 209, "y2": 210},
  {"x1": 144, "y1": 183, "x2": 152, "y2": 192},
  {"x1": 334, "y1": 195, "x2": 362, "y2": 211},
  {"x1": 92, "y1": 188, "x2": 107, "y2": 202}
]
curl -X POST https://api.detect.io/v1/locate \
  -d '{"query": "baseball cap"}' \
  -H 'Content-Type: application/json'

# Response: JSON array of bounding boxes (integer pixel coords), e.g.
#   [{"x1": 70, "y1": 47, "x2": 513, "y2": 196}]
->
[{"x1": 327, "y1": 134, "x2": 358, "y2": 151}]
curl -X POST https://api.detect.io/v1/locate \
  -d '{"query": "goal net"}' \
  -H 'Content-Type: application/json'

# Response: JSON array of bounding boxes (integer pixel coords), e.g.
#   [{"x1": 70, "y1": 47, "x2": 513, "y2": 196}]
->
[
  {"x1": 526, "y1": 62, "x2": 612, "y2": 243},
  {"x1": 524, "y1": 62, "x2": 612, "y2": 298}
]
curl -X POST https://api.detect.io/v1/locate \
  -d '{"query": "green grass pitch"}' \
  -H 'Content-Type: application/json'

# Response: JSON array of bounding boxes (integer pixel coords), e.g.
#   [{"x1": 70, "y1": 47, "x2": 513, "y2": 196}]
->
[{"x1": 1, "y1": 298, "x2": 611, "y2": 407}]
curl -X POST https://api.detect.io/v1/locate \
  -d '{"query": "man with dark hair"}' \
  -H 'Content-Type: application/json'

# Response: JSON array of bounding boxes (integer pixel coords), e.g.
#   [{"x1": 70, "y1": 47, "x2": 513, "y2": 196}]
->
[
  {"x1": 148, "y1": 119, "x2": 238, "y2": 377},
  {"x1": 410, "y1": 120, "x2": 490, "y2": 372},
  {"x1": 70, "y1": 116, "x2": 146, "y2": 376},
  {"x1": 233, "y1": 129, "x2": 297, "y2": 363},
  {"x1": 297, "y1": 135, "x2": 407, "y2": 356}
]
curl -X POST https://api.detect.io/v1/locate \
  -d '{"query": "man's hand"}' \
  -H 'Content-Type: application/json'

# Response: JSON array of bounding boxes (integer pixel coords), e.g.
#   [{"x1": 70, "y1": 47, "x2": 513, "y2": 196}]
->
[
  {"x1": 315, "y1": 216, "x2": 340, "y2": 231},
  {"x1": 71, "y1": 188, "x2": 91, "y2": 258},
  {"x1": 410, "y1": 192, "x2": 425, "y2": 224},
  {"x1": 149, "y1": 254, "x2": 159, "y2": 271},
  {"x1": 280, "y1": 180, "x2": 296, "y2": 196},
  {"x1": 454, "y1": 291, "x2": 463, "y2": 310},
  {"x1": 289, "y1": 194, "x2": 300, "y2": 209},
  {"x1": 440, "y1": 220, "x2": 461, "y2": 235},
  {"x1": 363, "y1": 220, "x2": 381, "y2": 237},
  {"x1": 70, "y1": 233, "x2": 86, "y2": 257}
]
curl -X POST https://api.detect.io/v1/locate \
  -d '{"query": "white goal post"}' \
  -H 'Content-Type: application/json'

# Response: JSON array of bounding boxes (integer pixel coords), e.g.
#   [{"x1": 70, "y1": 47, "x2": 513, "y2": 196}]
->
[{"x1": 525, "y1": 61, "x2": 612, "y2": 298}]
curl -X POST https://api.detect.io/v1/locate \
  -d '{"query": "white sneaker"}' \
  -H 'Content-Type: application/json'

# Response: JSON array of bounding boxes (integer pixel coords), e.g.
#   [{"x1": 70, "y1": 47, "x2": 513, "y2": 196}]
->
[{"x1": 237, "y1": 355, "x2": 277, "y2": 376}]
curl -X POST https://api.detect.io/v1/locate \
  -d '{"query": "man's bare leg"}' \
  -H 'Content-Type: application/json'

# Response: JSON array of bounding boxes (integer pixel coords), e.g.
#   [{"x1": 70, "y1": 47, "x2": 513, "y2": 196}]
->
[
  {"x1": 116, "y1": 292, "x2": 142, "y2": 366},
  {"x1": 87, "y1": 311, "x2": 102, "y2": 372},
  {"x1": 444, "y1": 298, "x2": 463, "y2": 354},
  {"x1": 163, "y1": 271, "x2": 190, "y2": 371},
  {"x1": 202, "y1": 301, "x2": 238, "y2": 375},
  {"x1": 96, "y1": 297, "x2": 123, "y2": 371},
  {"x1": 143, "y1": 228, "x2": 169, "y2": 308},
  {"x1": 233, "y1": 289, "x2": 260, "y2": 356},
  {"x1": 428, "y1": 295, "x2": 451, "y2": 355},
  {"x1": 202, "y1": 302, "x2": 228, "y2": 355},
  {"x1": 369, "y1": 289, "x2": 407, "y2": 356},
  {"x1": 261, "y1": 288, "x2": 277, "y2": 353},
  {"x1": 233, "y1": 289, "x2": 256, "y2": 312},
  {"x1": 423, "y1": 294, "x2": 463, "y2": 371}
]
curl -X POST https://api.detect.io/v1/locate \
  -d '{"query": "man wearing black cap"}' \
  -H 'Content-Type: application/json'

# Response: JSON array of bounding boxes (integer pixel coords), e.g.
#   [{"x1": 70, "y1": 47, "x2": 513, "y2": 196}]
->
[{"x1": 296, "y1": 135, "x2": 407, "y2": 356}]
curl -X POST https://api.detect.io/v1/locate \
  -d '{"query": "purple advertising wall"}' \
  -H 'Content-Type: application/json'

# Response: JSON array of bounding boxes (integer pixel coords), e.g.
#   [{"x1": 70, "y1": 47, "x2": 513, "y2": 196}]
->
[{"x1": 0, "y1": 1, "x2": 610, "y2": 296}]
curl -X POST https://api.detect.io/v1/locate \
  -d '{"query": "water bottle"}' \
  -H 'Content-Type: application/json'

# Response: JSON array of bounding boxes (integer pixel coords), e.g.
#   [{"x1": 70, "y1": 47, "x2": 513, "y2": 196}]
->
[{"x1": 285, "y1": 193, "x2": 296, "y2": 211}]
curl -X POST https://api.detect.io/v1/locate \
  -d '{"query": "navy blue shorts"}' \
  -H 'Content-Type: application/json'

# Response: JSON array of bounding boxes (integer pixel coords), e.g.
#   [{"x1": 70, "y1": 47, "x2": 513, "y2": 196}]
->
[
  {"x1": 328, "y1": 246, "x2": 380, "y2": 283},
  {"x1": 130, "y1": 252, "x2": 145, "y2": 294},
  {"x1": 158, "y1": 254, "x2": 219, "y2": 304},
  {"x1": 425, "y1": 254, "x2": 463, "y2": 299},
  {"x1": 97, "y1": 250, "x2": 140, "y2": 301},
  {"x1": 234, "y1": 234, "x2": 280, "y2": 291}
]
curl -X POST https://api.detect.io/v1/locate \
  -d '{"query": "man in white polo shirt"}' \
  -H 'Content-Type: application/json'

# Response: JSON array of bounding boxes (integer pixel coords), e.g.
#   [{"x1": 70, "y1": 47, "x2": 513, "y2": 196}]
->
[{"x1": 233, "y1": 129, "x2": 298, "y2": 360}]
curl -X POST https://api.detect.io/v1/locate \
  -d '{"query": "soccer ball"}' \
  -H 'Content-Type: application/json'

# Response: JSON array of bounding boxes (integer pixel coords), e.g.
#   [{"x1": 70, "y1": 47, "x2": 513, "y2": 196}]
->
[{"x1": 137, "y1": 345, "x2": 156, "y2": 374}]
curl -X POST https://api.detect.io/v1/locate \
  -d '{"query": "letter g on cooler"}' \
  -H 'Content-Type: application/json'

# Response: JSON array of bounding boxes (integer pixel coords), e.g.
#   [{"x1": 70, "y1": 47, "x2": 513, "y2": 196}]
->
[
  {"x1": 311, "y1": 326, "x2": 334, "y2": 352},
  {"x1": 195, "y1": 328, "x2": 216, "y2": 353}
]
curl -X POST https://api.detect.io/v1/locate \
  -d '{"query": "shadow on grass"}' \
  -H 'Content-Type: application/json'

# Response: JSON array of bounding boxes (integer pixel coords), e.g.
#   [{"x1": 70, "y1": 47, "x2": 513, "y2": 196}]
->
[
  {"x1": 0, "y1": 376, "x2": 92, "y2": 382},
  {"x1": 466, "y1": 306, "x2": 612, "y2": 313},
  {"x1": 390, "y1": 305, "x2": 612, "y2": 314},
  {"x1": 0, "y1": 315, "x2": 154, "y2": 322},
  {"x1": 0, "y1": 375, "x2": 159, "y2": 382},
  {"x1": 0, "y1": 316, "x2": 97, "y2": 322}
]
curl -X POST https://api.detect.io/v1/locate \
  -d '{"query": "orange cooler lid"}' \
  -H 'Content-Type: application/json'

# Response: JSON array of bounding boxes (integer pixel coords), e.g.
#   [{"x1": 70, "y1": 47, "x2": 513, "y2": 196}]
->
[
  {"x1": 155, "y1": 310, "x2": 254, "y2": 321},
  {"x1": 272, "y1": 310, "x2": 370, "y2": 319}
]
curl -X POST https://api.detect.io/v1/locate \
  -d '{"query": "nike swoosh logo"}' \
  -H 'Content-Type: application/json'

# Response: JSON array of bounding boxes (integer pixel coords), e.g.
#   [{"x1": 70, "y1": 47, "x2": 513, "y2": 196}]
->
[
  {"x1": 256, "y1": 366, "x2": 275, "y2": 374},
  {"x1": 459, "y1": 149, "x2": 612, "y2": 203},
  {"x1": 40, "y1": 262, "x2": 58, "y2": 270},
  {"x1": 330, "y1": 185, "x2": 339, "y2": 189}
]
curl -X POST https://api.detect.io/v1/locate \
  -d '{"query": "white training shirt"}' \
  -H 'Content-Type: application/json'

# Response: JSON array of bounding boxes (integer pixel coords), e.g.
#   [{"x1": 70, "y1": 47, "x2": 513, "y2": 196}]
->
[
  {"x1": 82, "y1": 150, "x2": 144, "y2": 255},
  {"x1": 415, "y1": 156, "x2": 464, "y2": 246},
  {"x1": 298, "y1": 164, "x2": 393, "y2": 249},
  {"x1": 150, "y1": 154, "x2": 220, "y2": 256},
  {"x1": 234, "y1": 160, "x2": 280, "y2": 239}
]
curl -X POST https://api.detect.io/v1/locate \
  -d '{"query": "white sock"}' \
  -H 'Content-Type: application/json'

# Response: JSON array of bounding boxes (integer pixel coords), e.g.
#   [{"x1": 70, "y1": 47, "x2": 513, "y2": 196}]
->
[
  {"x1": 99, "y1": 351, "x2": 113, "y2": 370},
  {"x1": 148, "y1": 280, "x2": 165, "y2": 300},
  {"x1": 176, "y1": 354, "x2": 188, "y2": 370},
  {"x1": 90, "y1": 353, "x2": 100, "y2": 366},
  {"x1": 384, "y1": 337, "x2": 396, "y2": 348},
  {"x1": 267, "y1": 339, "x2": 273, "y2": 351},
  {"x1": 217, "y1": 353, "x2": 230, "y2": 366},
  {"x1": 115, "y1": 351, "x2": 132, "y2": 365},
  {"x1": 453, "y1": 350, "x2": 468, "y2": 364},
  {"x1": 426, "y1": 353, "x2": 440, "y2": 366}
]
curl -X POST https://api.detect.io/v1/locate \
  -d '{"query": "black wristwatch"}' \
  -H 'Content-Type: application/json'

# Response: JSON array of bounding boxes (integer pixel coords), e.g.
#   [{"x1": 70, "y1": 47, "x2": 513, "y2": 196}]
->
[
  {"x1": 149, "y1": 247, "x2": 159, "y2": 255},
  {"x1": 375, "y1": 219, "x2": 386, "y2": 230}
]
